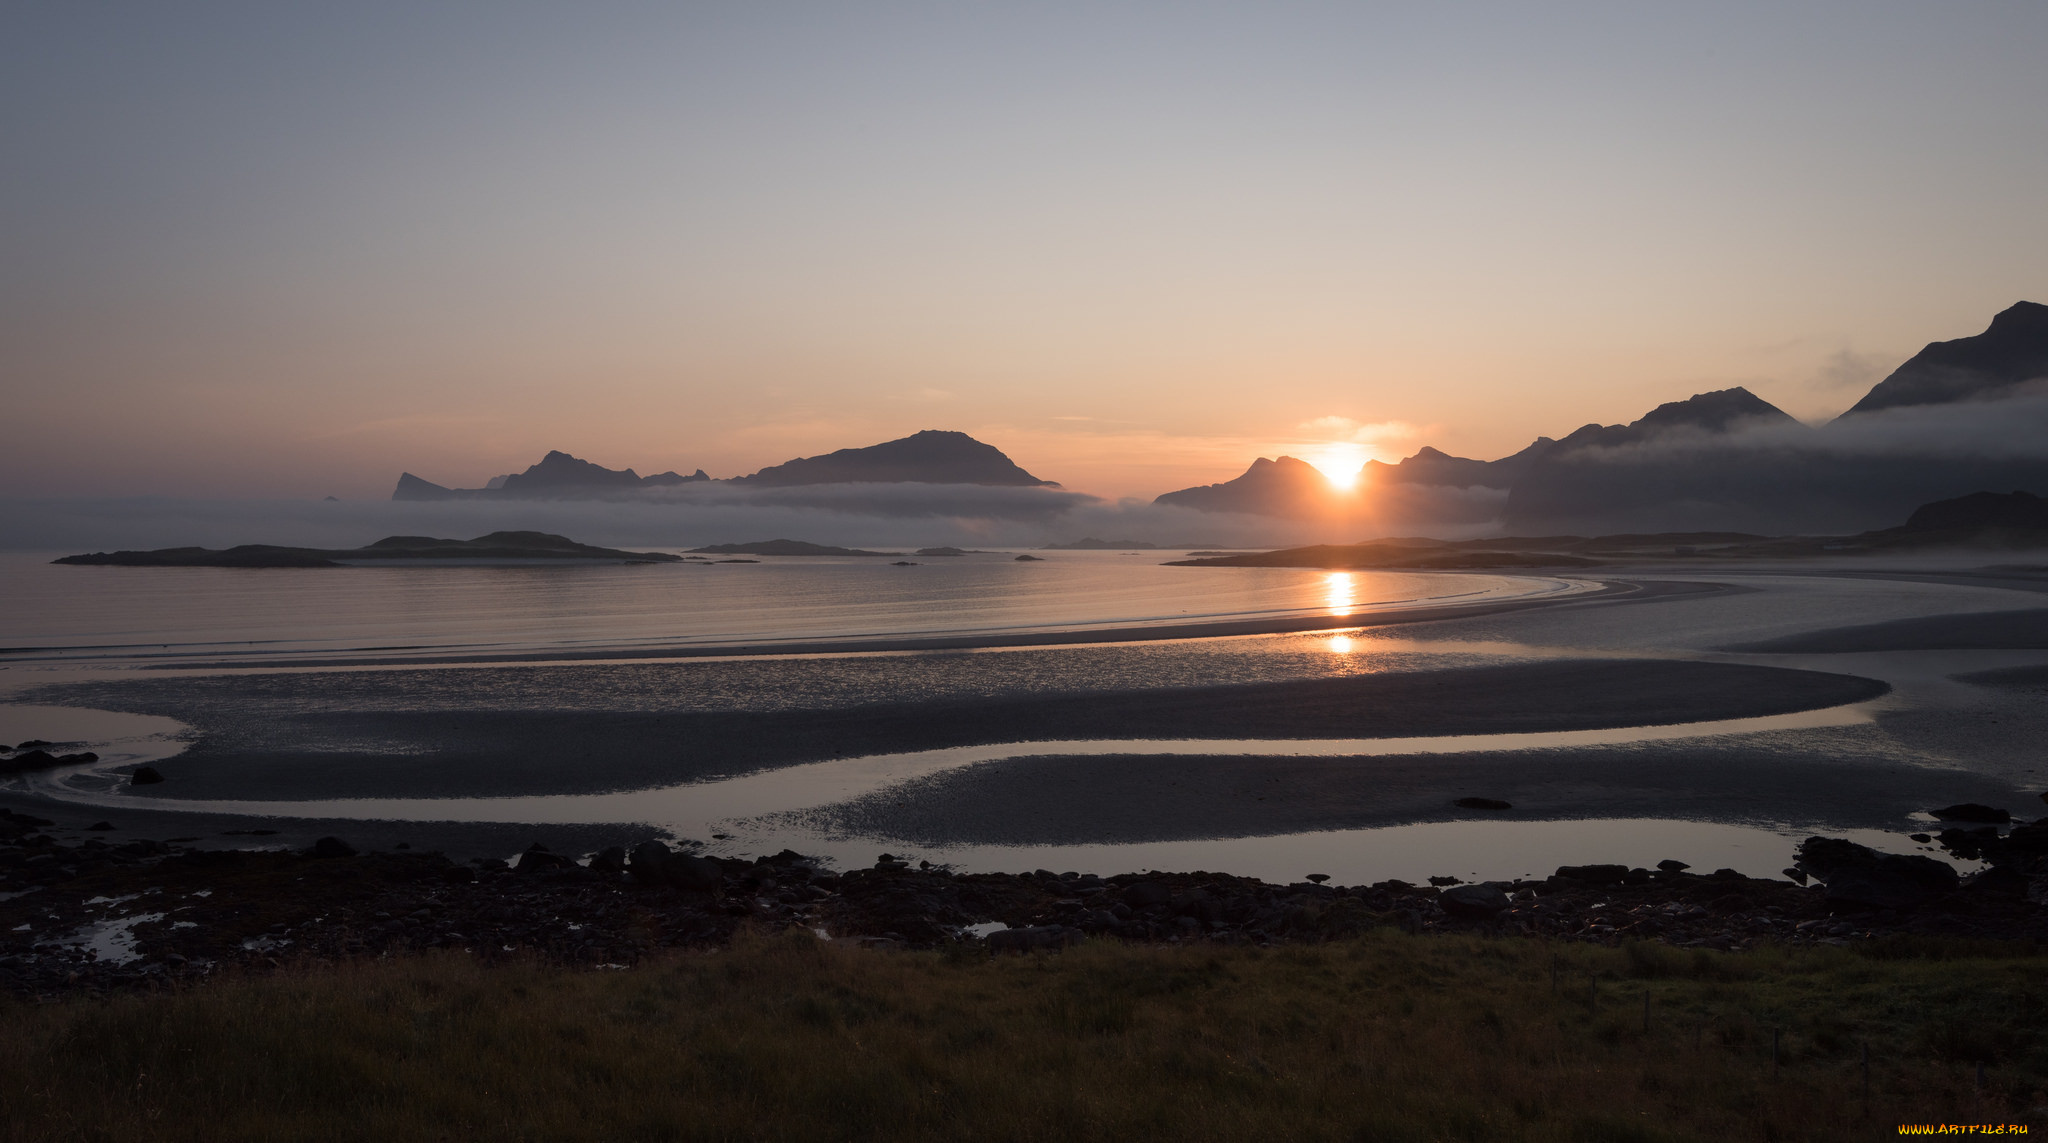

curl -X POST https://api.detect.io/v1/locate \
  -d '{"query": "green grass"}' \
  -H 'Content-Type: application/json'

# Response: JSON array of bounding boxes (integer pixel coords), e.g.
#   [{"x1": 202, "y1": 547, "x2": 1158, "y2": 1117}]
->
[{"x1": 1, "y1": 930, "x2": 2042, "y2": 1141}]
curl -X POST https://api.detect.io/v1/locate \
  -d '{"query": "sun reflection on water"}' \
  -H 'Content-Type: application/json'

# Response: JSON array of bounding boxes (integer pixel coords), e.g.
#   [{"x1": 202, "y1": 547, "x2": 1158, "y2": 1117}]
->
[
  {"x1": 1324, "y1": 572, "x2": 1356, "y2": 616},
  {"x1": 1326, "y1": 634, "x2": 1354, "y2": 654}
]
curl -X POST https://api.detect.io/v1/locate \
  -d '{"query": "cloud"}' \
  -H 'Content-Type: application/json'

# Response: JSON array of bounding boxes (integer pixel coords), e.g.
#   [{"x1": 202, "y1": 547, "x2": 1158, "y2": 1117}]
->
[
  {"x1": 1506, "y1": 388, "x2": 2048, "y2": 535},
  {"x1": 1298, "y1": 416, "x2": 1425, "y2": 445},
  {"x1": 1813, "y1": 349, "x2": 1895, "y2": 391}
]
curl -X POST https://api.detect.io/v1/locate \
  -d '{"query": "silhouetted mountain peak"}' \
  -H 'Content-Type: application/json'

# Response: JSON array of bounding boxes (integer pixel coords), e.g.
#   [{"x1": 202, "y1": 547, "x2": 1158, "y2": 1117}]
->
[
  {"x1": 1154, "y1": 455, "x2": 1346, "y2": 517},
  {"x1": 732, "y1": 430, "x2": 1056, "y2": 487},
  {"x1": 1899, "y1": 489, "x2": 2048, "y2": 533},
  {"x1": 392, "y1": 473, "x2": 453, "y2": 501},
  {"x1": 390, "y1": 451, "x2": 709, "y2": 500},
  {"x1": 1634, "y1": 387, "x2": 1794, "y2": 434},
  {"x1": 499, "y1": 450, "x2": 645, "y2": 492},
  {"x1": 1845, "y1": 300, "x2": 2048, "y2": 416}
]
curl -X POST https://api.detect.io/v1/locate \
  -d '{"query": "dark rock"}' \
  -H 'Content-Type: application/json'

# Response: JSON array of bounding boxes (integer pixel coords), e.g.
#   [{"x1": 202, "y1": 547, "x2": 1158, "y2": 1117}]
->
[
  {"x1": 55, "y1": 753, "x2": 97, "y2": 765},
  {"x1": 627, "y1": 841, "x2": 723, "y2": 892},
  {"x1": 1935, "y1": 827, "x2": 2001, "y2": 861},
  {"x1": 516, "y1": 843, "x2": 575, "y2": 872},
  {"x1": 1305, "y1": 874, "x2": 1330, "y2": 884},
  {"x1": 628, "y1": 841, "x2": 675, "y2": 886},
  {"x1": 1965, "y1": 867, "x2": 2030, "y2": 896},
  {"x1": 1930, "y1": 803, "x2": 2011, "y2": 824},
  {"x1": 1797, "y1": 836, "x2": 1958, "y2": 910},
  {"x1": 3, "y1": 751, "x2": 58, "y2": 771},
  {"x1": 1656, "y1": 859, "x2": 1690, "y2": 872},
  {"x1": 1910, "y1": 833, "x2": 1933, "y2": 843},
  {"x1": 1438, "y1": 884, "x2": 1511, "y2": 918},
  {"x1": 441, "y1": 865, "x2": 477, "y2": 884},
  {"x1": 85, "y1": 822, "x2": 114, "y2": 832},
  {"x1": 1782, "y1": 868, "x2": 1809, "y2": 885},
  {"x1": 2003, "y1": 823, "x2": 2048, "y2": 857},
  {"x1": 1172, "y1": 891, "x2": 1221, "y2": 924},
  {"x1": 15, "y1": 741, "x2": 52, "y2": 750},
  {"x1": 589, "y1": 846, "x2": 627, "y2": 875},
  {"x1": 1554, "y1": 864, "x2": 1631, "y2": 885},
  {"x1": 1121, "y1": 881, "x2": 1172, "y2": 908},
  {"x1": 307, "y1": 836, "x2": 357, "y2": 859},
  {"x1": 1013, "y1": 554, "x2": 1043, "y2": 561},
  {"x1": 1453, "y1": 797, "x2": 1512, "y2": 810},
  {"x1": 670, "y1": 855, "x2": 725, "y2": 892},
  {"x1": 129, "y1": 766, "x2": 164, "y2": 786}
]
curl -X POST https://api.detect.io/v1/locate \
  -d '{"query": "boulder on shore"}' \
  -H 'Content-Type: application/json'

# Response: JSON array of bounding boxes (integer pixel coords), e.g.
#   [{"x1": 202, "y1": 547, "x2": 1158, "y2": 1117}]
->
[
  {"x1": 1438, "y1": 884, "x2": 1511, "y2": 918},
  {"x1": 1795, "y1": 836, "x2": 1958, "y2": 909},
  {"x1": 628, "y1": 840, "x2": 724, "y2": 893}
]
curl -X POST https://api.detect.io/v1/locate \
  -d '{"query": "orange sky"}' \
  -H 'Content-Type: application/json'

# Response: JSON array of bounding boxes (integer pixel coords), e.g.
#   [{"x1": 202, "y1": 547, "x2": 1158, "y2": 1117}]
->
[{"x1": 4, "y1": 5, "x2": 2045, "y2": 501}]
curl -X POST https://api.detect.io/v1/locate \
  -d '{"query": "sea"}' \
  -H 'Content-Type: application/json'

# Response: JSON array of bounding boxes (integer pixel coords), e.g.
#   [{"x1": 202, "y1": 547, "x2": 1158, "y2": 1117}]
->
[
  {"x1": 0, "y1": 549, "x2": 1575, "y2": 667},
  {"x1": 0, "y1": 549, "x2": 2007, "y2": 883}
]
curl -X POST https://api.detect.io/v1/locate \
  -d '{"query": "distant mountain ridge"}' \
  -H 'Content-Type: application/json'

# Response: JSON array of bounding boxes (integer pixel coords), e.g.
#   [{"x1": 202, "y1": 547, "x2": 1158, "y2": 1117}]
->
[
  {"x1": 1154, "y1": 456, "x2": 1345, "y2": 518},
  {"x1": 1158, "y1": 387, "x2": 1800, "y2": 516},
  {"x1": 1844, "y1": 301, "x2": 2048, "y2": 416},
  {"x1": 391, "y1": 431, "x2": 1052, "y2": 500},
  {"x1": 395, "y1": 452, "x2": 708, "y2": 501},
  {"x1": 1155, "y1": 301, "x2": 2048, "y2": 533},
  {"x1": 55, "y1": 531, "x2": 682, "y2": 568},
  {"x1": 728, "y1": 430, "x2": 1056, "y2": 488}
]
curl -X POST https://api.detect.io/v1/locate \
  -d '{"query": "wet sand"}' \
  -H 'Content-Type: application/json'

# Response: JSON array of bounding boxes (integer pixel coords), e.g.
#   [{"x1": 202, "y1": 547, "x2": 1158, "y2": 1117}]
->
[
  {"x1": 37, "y1": 659, "x2": 1882, "y2": 802},
  {"x1": 1727, "y1": 607, "x2": 2048, "y2": 653},
  {"x1": 808, "y1": 729, "x2": 2028, "y2": 848}
]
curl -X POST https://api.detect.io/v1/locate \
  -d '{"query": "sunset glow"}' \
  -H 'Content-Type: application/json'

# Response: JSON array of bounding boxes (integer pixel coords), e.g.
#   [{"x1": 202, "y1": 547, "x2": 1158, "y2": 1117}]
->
[{"x1": 1304, "y1": 444, "x2": 1371, "y2": 489}]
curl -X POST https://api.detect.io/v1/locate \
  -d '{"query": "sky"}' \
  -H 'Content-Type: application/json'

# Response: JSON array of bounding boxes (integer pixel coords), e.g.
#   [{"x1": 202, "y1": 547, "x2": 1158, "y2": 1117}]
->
[{"x1": 4, "y1": 2, "x2": 2046, "y2": 502}]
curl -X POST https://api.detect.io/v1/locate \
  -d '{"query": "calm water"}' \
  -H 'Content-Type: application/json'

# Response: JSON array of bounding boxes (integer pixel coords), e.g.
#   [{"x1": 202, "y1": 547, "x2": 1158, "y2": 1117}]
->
[{"x1": 0, "y1": 551, "x2": 1583, "y2": 666}]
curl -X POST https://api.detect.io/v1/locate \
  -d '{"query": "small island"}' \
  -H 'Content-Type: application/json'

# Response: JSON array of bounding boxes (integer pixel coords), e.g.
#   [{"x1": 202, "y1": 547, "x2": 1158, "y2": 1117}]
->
[{"x1": 55, "y1": 531, "x2": 683, "y2": 568}]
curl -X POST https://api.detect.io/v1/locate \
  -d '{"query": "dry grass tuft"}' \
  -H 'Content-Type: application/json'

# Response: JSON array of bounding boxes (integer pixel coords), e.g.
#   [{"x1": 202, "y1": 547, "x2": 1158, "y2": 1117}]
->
[{"x1": 1, "y1": 929, "x2": 2042, "y2": 1141}]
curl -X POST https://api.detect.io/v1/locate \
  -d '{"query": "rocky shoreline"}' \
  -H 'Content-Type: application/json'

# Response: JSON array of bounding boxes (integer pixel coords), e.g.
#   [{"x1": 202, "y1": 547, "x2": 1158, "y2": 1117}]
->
[{"x1": 3, "y1": 805, "x2": 2045, "y2": 1000}]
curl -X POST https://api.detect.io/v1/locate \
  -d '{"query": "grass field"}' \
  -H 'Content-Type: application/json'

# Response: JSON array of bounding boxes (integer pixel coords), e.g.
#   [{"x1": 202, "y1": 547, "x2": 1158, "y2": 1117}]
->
[{"x1": 1, "y1": 930, "x2": 2042, "y2": 1141}]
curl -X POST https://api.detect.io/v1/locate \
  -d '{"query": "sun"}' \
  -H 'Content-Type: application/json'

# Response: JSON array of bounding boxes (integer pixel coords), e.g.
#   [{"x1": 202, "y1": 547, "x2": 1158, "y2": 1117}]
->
[{"x1": 1303, "y1": 442, "x2": 1369, "y2": 489}]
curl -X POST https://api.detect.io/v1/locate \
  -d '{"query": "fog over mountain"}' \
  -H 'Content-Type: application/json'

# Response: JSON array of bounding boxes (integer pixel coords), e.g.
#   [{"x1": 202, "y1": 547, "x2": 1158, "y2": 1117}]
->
[
  {"x1": 14, "y1": 303, "x2": 2045, "y2": 551},
  {"x1": 1842, "y1": 301, "x2": 2048, "y2": 416},
  {"x1": 1153, "y1": 301, "x2": 2048, "y2": 536},
  {"x1": 1504, "y1": 303, "x2": 2048, "y2": 534}
]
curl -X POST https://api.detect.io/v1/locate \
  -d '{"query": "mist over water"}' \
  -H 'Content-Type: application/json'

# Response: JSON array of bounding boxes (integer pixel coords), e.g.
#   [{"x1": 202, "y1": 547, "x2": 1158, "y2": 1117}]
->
[
  {"x1": 0, "y1": 486, "x2": 1349, "y2": 554},
  {"x1": 0, "y1": 550, "x2": 1573, "y2": 666}
]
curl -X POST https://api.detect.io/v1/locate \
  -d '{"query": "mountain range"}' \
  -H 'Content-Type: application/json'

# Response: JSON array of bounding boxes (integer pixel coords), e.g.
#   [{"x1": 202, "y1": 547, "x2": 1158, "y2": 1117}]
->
[
  {"x1": 382, "y1": 301, "x2": 2048, "y2": 536},
  {"x1": 393, "y1": 430, "x2": 1053, "y2": 501},
  {"x1": 1158, "y1": 300, "x2": 2048, "y2": 534}
]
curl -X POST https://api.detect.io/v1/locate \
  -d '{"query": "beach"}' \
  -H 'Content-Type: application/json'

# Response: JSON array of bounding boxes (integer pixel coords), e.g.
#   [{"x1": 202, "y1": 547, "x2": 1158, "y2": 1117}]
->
[{"x1": 1, "y1": 560, "x2": 2043, "y2": 879}]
